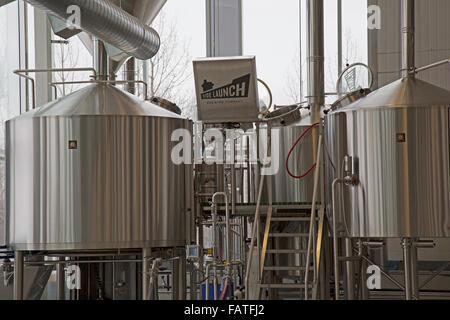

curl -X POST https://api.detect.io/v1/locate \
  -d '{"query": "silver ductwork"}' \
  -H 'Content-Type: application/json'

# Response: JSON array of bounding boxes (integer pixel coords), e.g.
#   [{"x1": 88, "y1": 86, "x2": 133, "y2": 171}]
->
[{"x1": 25, "y1": 0, "x2": 160, "y2": 60}]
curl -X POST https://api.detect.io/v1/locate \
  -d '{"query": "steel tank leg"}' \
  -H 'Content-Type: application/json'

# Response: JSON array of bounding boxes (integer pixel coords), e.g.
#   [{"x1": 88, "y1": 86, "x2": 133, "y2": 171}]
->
[
  {"x1": 345, "y1": 238, "x2": 355, "y2": 300},
  {"x1": 56, "y1": 257, "x2": 65, "y2": 300},
  {"x1": 410, "y1": 239, "x2": 420, "y2": 299},
  {"x1": 172, "y1": 252, "x2": 186, "y2": 300},
  {"x1": 14, "y1": 251, "x2": 24, "y2": 300},
  {"x1": 357, "y1": 240, "x2": 369, "y2": 300},
  {"x1": 401, "y1": 238, "x2": 413, "y2": 300},
  {"x1": 142, "y1": 248, "x2": 152, "y2": 300}
]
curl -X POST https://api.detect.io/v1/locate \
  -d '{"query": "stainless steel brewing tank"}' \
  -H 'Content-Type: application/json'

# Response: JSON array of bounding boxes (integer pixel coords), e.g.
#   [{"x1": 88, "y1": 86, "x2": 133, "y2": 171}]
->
[
  {"x1": 6, "y1": 84, "x2": 192, "y2": 250},
  {"x1": 326, "y1": 78, "x2": 450, "y2": 238},
  {"x1": 262, "y1": 114, "x2": 316, "y2": 204}
]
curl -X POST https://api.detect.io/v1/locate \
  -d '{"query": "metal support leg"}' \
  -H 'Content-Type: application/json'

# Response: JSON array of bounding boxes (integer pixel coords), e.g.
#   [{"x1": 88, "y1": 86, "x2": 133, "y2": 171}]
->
[
  {"x1": 358, "y1": 240, "x2": 369, "y2": 300},
  {"x1": 142, "y1": 248, "x2": 151, "y2": 300},
  {"x1": 402, "y1": 238, "x2": 413, "y2": 300},
  {"x1": 57, "y1": 257, "x2": 65, "y2": 300},
  {"x1": 345, "y1": 238, "x2": 355, "y2": 300},
  {"x1": 14, "y1": 251, "x2": 24, "y2": 300},
  {"x1": 410, "y1": 239, "x2": 420, "y2": 299},
  {"x1": 173, "y1": 254, "x2": 186, "y2": 300}
]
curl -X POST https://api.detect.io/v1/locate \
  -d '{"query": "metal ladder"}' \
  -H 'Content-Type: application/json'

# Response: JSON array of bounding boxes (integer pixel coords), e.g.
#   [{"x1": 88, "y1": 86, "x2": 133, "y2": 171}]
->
[{"x1": 256, "y1": 209, "x2": 319, "y2": 300}]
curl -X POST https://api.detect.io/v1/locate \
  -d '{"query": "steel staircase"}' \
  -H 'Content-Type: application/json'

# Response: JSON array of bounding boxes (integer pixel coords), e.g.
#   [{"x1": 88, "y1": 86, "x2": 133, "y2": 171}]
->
[{"x1": 256, "y1": 209, "x2": 320, "y2": 300}]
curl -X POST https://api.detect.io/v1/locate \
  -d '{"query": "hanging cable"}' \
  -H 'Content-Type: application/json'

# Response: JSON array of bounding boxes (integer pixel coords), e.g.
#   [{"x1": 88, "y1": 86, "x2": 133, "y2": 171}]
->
[{"x1": 285, "y1": 122, "x2": 320, "y2": 179}]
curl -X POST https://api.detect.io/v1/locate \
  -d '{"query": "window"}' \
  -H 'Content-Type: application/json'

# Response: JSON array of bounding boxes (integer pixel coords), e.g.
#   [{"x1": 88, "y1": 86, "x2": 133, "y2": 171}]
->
[{"x1": 0, "y1": 1, "x2": 22, "y2": 244}]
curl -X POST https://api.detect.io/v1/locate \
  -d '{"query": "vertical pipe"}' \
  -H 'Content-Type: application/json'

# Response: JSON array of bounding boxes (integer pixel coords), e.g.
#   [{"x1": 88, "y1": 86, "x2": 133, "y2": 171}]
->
[
  {"x1": 401, "y1": 0, "x2": 415, "y2": 78},
  {"x1": 142, "y1": 248, "x2": 151, "y2": 300},
  {"x1": 332, "y1": 178, "x2": 347, "y2": 300},
  {"x1": 142, "y1": 59, "x2": 149, "y2": 99},
  {"x1": 125, "y1": 57, "x2": 136, "y2": 94},
  {"x1": 299, "y1": 0, "x2": 303, "y2": 101},
  {"x1": 205, "y1": 263, "x2": 211, "y2": 300},
  {"x1": 337, "y1": 0, "x2": 343, "y2": 80},
  {"x1": 14, "y1": 251, "x2": 24, "y2": 300},
  {"x1": 358, "y1": 240, "x2": 369, "y2": 300},
  {"x1": 177, "y1": 256, "x2": 187, "y2": 300},
  {"x1": 402, "y1": 238, "x2": 413, "y2": 300},
  {"x1": 306, "y1": 0, "x2": 325, "y2": 123},
  {"x1": 410, "y1": 240, "x2": 420, "y2": 299},
  {"x1": 56, "y1": 258, "x2": 65, "y2": 300},
  {"x1": 93, "y1": 39, "x2": 108, "y2": 81},
  {"x1": 345, "y1": 238, "x2": 355, "y2": 300}
]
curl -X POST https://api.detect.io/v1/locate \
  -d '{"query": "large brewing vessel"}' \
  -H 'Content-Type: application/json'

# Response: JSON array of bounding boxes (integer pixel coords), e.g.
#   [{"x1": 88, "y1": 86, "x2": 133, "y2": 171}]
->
[
  {"x1": 6, "y1": 83, "x2": 192, "y2": 250},
  {"x1": 326, "y1": 78, "x2": 450, "y2": 237}
]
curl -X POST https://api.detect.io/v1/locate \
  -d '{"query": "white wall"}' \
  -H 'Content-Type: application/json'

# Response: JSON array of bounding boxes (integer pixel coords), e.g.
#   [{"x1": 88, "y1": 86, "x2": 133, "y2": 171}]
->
[{"x1": 368, "y1": 0, "x2": 450, "y2": 90}]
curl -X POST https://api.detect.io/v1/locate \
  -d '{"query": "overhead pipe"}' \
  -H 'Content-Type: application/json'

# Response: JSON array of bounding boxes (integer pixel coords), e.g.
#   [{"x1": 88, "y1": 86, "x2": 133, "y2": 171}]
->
[{"x1": 25, "y1": 0, "x2": 160, "y2": 60}]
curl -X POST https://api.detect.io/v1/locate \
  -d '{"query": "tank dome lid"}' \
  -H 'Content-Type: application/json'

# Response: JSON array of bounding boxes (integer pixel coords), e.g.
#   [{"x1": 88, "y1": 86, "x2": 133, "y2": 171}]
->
[
  {"x1": 333, "y1": 77, "x2": 450, "y2": 112},
  {"x1": 11, "y1": 83, "x2": 185, "y2": 119}
]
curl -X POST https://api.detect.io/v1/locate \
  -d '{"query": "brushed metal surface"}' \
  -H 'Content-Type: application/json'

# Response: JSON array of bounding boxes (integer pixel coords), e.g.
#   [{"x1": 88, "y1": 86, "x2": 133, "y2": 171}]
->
[
  {"x1": 326, "y1": 78, "x2": 450, "y2": 237},
  {"x1": 25, "y1": 0, "x2": 160, "y2": 60},
  {"x1": 263, "y1": 122, "x2": 315, "y2": 204},
  {"x1": 6, "y1": 84, "x2": 192, "y2": 250}
]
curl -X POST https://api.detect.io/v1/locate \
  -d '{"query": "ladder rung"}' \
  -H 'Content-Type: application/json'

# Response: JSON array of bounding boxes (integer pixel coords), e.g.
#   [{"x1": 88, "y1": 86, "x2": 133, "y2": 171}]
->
[
  {"x1": 263, "y1": 266, "x2": 313, "y2": 271},
  {"x1": 266, "y1": 249, "x2": 308, "y2": 254},
  {"x1": 259, "y1": 283, "x2": 310, "y2": 289},
  {"x1": 271, "y1": 217, "x2": 314, "y2": 222},
  {"x1": 269, "y1": 233, "x2": 309, "y2": 238}
]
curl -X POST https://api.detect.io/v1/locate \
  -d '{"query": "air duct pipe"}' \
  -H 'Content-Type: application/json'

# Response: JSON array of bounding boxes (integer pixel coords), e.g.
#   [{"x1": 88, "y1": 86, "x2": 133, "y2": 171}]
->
[
  {"x1": 401, "y1": 0, "x2": 415, "y2": 78},
  {"x1": 306, "y1": 0, "x2": 325, "y2": 123},
  {"x1": 25, "y1": 0, "x2": 160, "y2": 60}
]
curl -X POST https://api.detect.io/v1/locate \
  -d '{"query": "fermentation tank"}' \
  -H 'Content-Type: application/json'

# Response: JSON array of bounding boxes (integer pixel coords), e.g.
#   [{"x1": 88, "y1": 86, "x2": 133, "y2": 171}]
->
[
  {"x1": 326, "y1": 78, "x2": 450, "y2": 237},
  {"x1": 6, "y1": 83, "x2": 192, "y2": 250},
  {"x1": 263, "y1": 111, "x2": 316, "y2": 205}
]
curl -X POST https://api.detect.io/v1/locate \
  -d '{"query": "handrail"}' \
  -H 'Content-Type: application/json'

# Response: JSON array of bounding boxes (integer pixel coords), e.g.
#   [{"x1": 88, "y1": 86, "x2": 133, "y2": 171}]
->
[
  {"x1": 50, "y1": 80, "x2": 149, "y2": 101},
  {"x1": 244, "y1": 173, "x2": 266, "y2": 300},
  {"x1": 244, "y1": 126, "x2": 272, "y2": 300},
  {"x1": 13, "y1": 68, "x2": 97, "y2": 110},
  {"x1": 304, "y1": 134, "x2": 323, "y2": 299}
]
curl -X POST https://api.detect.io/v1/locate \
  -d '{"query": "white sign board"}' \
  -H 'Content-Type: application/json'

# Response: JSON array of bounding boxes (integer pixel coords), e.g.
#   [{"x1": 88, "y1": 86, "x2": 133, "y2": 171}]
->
[{"x1": 193, "y1": 56, "x2": 259, "y2": 123}]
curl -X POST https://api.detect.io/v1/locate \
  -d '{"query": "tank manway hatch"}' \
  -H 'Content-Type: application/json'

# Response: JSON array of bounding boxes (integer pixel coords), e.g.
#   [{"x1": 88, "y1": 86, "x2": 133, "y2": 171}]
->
[{"x1": 193, "y1": 56, "x2": 260, "y2": 123}]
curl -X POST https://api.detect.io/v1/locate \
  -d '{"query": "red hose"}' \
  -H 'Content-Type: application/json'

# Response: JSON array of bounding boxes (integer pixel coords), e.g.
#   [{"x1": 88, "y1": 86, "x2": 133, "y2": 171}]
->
[
  {"x1": 285, "y1": 122, "x2": 320, "y2": 179},
  {"x1": 219, "y1": 277, "x2": 230, "y2": 300}
]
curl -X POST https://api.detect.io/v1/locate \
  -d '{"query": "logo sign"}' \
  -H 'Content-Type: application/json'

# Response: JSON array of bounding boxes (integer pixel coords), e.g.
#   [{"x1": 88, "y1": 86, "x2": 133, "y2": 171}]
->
[
  {"x1": 200, "y1": 74, "x2": 251, "y2": 100},
  {"x1": 66, "y1": 265, "x2": 81, "y2": 290},
  {"x1": 193, "y1": 56, "x2": 260, "y2": 123},
  {"x1": 366, "y1": 265, "x2": 381, "y2": 290}
]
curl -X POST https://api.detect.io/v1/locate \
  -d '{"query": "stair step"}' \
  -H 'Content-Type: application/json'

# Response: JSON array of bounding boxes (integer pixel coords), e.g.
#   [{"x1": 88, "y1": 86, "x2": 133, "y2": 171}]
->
[
  {"x1": 271, "y1": 217, "x2": 314, "y2": 222},
  {"x1": 269, "y1": 233, "x2": 309, "y2": 238},
  {"x1": 266, "y1": 249, "x2": 308, "y2": 254},
  {"x1": 259, "y1": 283, "x2": 310, "y2": 289},
  {"x1": 263, "y1": 266, "x2": 313, "y2": 271}
]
